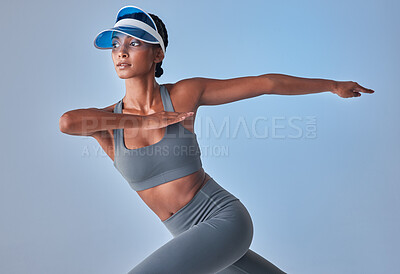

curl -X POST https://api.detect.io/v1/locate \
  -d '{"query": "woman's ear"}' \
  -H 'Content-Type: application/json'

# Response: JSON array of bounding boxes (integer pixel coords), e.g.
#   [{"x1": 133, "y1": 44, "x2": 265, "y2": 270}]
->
[{"x1": 153, "y1": 46, "x2": 164, "y2": 64}]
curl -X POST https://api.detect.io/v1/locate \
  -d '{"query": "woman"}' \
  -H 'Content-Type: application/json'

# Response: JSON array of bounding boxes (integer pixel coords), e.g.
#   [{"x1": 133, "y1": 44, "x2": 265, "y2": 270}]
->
[{"x1": 59, "y1": 5, "x2": 374, "y2": 274}]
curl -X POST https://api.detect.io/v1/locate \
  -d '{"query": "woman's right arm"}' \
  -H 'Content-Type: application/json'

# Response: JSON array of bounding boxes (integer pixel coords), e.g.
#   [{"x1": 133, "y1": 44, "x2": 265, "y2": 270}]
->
[{"x1": 59, "y1": 106, "x2": 193, "y2": 136}]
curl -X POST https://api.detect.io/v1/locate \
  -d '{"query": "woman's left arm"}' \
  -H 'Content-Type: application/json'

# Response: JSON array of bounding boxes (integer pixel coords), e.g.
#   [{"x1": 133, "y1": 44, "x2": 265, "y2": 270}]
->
[
  {"x1": 265, "y1": 73, "x2": 375, "y2": 98},
  {"x1": 194, "y1": 73, "x2": 375, "y2": 107}
]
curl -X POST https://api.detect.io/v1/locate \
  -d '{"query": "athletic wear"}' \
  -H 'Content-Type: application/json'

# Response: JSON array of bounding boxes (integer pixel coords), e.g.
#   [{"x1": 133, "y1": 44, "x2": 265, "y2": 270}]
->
[
  {"x1": 127, "y1": 177, "x2": 287, "y2": 274},
  {"x1": 94, "y1": 5, "x2": 166, "y2": 55},
  {"x1": 113, "y1": 84, "x2": 202, "y2": 191}
]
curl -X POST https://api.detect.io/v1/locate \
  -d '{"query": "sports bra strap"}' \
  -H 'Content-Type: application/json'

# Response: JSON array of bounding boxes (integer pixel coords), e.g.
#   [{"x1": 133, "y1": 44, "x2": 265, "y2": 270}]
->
[
  {"x1": 160, "y1": 84, "x2": 175, "y2": 112},
  {"x1": 113, "y1": 100, "x2": 121, "y2": 114}
]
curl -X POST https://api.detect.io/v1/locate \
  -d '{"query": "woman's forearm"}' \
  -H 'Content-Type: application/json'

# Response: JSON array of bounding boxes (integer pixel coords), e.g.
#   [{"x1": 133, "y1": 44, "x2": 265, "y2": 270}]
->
[
  {"x1": 262, "y1": 73, "x2": 337, "y2": 95},
  {"x1": 59, "y1": 108, "x2": 143, "y2": 135}
]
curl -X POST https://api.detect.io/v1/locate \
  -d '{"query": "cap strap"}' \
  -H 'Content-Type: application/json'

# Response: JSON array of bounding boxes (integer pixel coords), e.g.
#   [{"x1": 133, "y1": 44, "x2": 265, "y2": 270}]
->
[{"x1": 114, "y1": 18, "x2": 165, "y2": 54}]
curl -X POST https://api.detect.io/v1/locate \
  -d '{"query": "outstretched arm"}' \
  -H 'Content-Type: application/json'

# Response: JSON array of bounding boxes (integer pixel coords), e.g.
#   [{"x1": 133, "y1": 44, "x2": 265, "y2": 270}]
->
[
  {"x1": 265, "y1": 73, "x2": 375, "y2": 98},
  {"x1": 194, "y1": 73, "x2": 375, "y2": 106}
]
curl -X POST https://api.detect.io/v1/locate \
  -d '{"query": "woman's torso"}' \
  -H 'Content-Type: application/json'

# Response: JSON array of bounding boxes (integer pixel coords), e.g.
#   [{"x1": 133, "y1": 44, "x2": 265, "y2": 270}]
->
[{"x1": 92, "y1": 82, "x2": 211, "y2": 221}]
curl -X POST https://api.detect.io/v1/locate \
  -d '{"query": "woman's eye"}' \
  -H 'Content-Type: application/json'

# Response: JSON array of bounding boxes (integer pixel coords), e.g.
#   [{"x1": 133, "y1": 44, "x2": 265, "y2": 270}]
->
[{"x1": 111, "y1": 41, "x2": 138, "y2": 48}]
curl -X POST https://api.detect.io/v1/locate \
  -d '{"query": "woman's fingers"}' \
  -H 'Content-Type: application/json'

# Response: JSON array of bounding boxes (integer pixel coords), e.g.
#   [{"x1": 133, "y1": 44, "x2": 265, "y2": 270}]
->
[
  {"x1": 352, "y1": 83, "x2": 374, "y2": 97},
  {"x1": 335, "y1": 81, "x2": 375, "y2": 98},
  {"x1": 142, "y1": 111, "x2": 194, "y2": 129},
  {"x1": 173, "y1": 112, "x2": 194, "y2": 122},
  {"x1": 182, "y1": 111, "x2": 194, "y2": 118},
  {"x1": 355, "y1": 83, "x2": 375, "y2": 94},
  {"x1": 164, "y1": 112, "x2": 194, "y2": 125}
]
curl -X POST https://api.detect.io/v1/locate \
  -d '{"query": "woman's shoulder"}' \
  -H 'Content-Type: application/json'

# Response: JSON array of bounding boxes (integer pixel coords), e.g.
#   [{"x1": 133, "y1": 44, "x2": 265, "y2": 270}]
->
[
  {"x1": 164, "y1": 79, "x2": 203, "y2": 110},
  {"x1": 166, "y1": 78, "x2": 203, "y2": 93}
]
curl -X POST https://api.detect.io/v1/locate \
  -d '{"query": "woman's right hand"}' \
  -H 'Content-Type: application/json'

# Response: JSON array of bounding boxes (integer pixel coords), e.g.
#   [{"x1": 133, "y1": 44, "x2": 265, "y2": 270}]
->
[{"x1": 141, "y1": 111, "x2": 194, "y2": 129}]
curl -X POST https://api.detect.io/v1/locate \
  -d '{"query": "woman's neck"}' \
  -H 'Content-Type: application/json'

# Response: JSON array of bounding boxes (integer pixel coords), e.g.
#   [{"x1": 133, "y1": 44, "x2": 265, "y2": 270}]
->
[{"x1": 123, "y1": 77, "x2": 160, "y2": 112}]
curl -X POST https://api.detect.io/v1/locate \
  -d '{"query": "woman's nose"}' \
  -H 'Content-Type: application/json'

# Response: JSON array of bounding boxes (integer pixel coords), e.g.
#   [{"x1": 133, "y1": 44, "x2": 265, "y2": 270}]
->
[
  {"x1": 118, "y1": 50, "x2": 128, "y2": 58},
  {"x1": 117, "y1": 46, "x2": 129, "y2": 57}
]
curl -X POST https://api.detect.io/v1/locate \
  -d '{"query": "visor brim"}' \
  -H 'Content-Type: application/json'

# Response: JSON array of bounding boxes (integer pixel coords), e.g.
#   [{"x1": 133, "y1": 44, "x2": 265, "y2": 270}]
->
[{"x1": 94, "y1": 26, "x2": 159, "y2": 49}]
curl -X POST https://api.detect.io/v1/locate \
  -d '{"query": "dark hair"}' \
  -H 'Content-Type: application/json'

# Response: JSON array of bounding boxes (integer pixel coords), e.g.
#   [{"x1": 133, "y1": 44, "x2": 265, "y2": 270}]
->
[{"x1": 149, "y1": 13, "x2": 168, "y2": 78}]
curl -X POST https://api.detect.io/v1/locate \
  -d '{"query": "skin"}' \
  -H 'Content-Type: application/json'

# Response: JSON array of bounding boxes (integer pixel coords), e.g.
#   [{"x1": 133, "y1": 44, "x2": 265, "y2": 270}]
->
[{"x1": 71, "y1": 32, "x2": 375, "y2": 222}]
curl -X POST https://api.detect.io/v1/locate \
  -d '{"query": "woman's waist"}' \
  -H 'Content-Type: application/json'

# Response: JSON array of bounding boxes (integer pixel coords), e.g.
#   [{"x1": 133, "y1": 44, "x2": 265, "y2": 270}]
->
[
  {"x1": 136, "y1": 168, "x2": 209, "y2": 221},
  {"x1": 161, "y1": 175, "x2": 241, "y2": 230}
]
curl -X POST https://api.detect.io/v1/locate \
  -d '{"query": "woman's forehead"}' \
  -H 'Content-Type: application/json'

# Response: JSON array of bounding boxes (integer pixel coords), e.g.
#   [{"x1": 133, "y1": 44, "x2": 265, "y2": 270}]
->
[{"x1": 111, "y1": 32, "x2": 134, "y2": 40}]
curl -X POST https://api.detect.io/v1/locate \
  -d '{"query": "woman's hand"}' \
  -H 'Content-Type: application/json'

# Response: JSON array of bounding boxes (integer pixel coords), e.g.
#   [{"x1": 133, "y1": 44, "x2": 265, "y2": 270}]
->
[
  {"x1": 141, "y1": 111, "x2": 194, "y2": 129},
  {"x1": 332, "y1": 81, "x2": 375, "y2": 98}
]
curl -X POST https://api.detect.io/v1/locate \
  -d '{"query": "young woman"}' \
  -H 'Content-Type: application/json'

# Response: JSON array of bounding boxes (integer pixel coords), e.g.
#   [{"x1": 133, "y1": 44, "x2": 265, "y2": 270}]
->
[{"x1": 59, "y1": 5, "x2": 374, "y2": 274}]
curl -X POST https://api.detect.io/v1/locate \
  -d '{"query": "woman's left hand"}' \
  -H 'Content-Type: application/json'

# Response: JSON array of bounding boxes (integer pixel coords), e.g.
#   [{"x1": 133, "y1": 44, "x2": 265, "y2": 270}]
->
[{"x1": 332, "y1": 81, "x2": 375, "y2": 98}]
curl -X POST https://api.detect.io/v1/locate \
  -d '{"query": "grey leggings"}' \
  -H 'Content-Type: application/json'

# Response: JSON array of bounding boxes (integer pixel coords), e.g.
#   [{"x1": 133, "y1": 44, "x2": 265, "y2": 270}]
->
[{"x1": 128, "y1": 177, "x2": 287, "y2": 274}]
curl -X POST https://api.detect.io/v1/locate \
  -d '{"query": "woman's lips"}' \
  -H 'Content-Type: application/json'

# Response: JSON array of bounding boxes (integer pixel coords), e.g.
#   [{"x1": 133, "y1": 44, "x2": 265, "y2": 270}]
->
[{"x1": 117, "y1": 64, "x2": 131, "y2": 69}]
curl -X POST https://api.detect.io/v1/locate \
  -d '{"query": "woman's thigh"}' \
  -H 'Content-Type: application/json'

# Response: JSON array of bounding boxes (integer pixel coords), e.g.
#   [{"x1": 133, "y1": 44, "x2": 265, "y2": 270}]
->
[
  {"x1": 127, "y1": 201, "x2": 253, "y2": 274},
  {"x1": 217, "y1": 248, "x2": 287, "y2": 274}
]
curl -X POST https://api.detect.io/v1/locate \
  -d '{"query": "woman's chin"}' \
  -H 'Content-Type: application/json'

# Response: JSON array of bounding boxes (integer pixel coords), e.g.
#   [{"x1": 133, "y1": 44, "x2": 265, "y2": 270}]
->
[{"x1": 116, "y1": 72, "x2": 134, "y2": 79}]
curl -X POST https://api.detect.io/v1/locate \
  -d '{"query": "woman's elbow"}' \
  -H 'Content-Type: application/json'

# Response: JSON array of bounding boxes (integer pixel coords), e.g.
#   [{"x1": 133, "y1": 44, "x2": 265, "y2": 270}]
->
[{"x1": 59, "y1": 113, "x2": 73, "y2": 134}]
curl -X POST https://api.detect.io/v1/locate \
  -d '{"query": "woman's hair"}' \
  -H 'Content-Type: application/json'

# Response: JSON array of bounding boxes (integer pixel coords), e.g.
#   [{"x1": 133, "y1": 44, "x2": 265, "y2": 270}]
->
[{"x1": 148, "y1": 13, "x2": 168, "y2": 78}]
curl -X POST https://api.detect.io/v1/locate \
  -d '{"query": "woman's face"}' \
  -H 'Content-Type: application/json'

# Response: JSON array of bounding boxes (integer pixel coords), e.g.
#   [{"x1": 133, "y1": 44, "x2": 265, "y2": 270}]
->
[{"x1": 111, "y1": 32, "x2": 162, "y2": 79}]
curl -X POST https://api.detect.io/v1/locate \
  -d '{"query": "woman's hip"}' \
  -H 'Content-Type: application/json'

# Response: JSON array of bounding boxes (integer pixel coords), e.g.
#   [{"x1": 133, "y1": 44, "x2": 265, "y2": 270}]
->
[{"x1": 161, "y1": 176, "x2": 253, "y2": 238}]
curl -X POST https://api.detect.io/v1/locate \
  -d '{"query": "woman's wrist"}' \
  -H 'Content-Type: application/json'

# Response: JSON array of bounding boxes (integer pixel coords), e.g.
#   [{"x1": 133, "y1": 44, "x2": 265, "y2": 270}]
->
[
  {"x1": 331, "y1": 80, "x2": 339, "y2": 94},
  {"x1": 124, "y1": 114, "x2": 143, "y2": 129}
]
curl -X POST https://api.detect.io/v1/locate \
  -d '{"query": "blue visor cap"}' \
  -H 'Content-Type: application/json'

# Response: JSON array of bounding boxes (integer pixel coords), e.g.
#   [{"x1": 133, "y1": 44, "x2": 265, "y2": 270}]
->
[{"x1": 93, "y1": 6, "x2": 165, "y2": 54}]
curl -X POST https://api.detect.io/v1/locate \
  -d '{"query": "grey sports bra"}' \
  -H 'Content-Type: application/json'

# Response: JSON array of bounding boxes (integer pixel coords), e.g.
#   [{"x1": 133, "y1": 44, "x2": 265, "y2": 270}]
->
[{"x1": 113, "y1": 84, "x2": 202, "y2": 191}]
